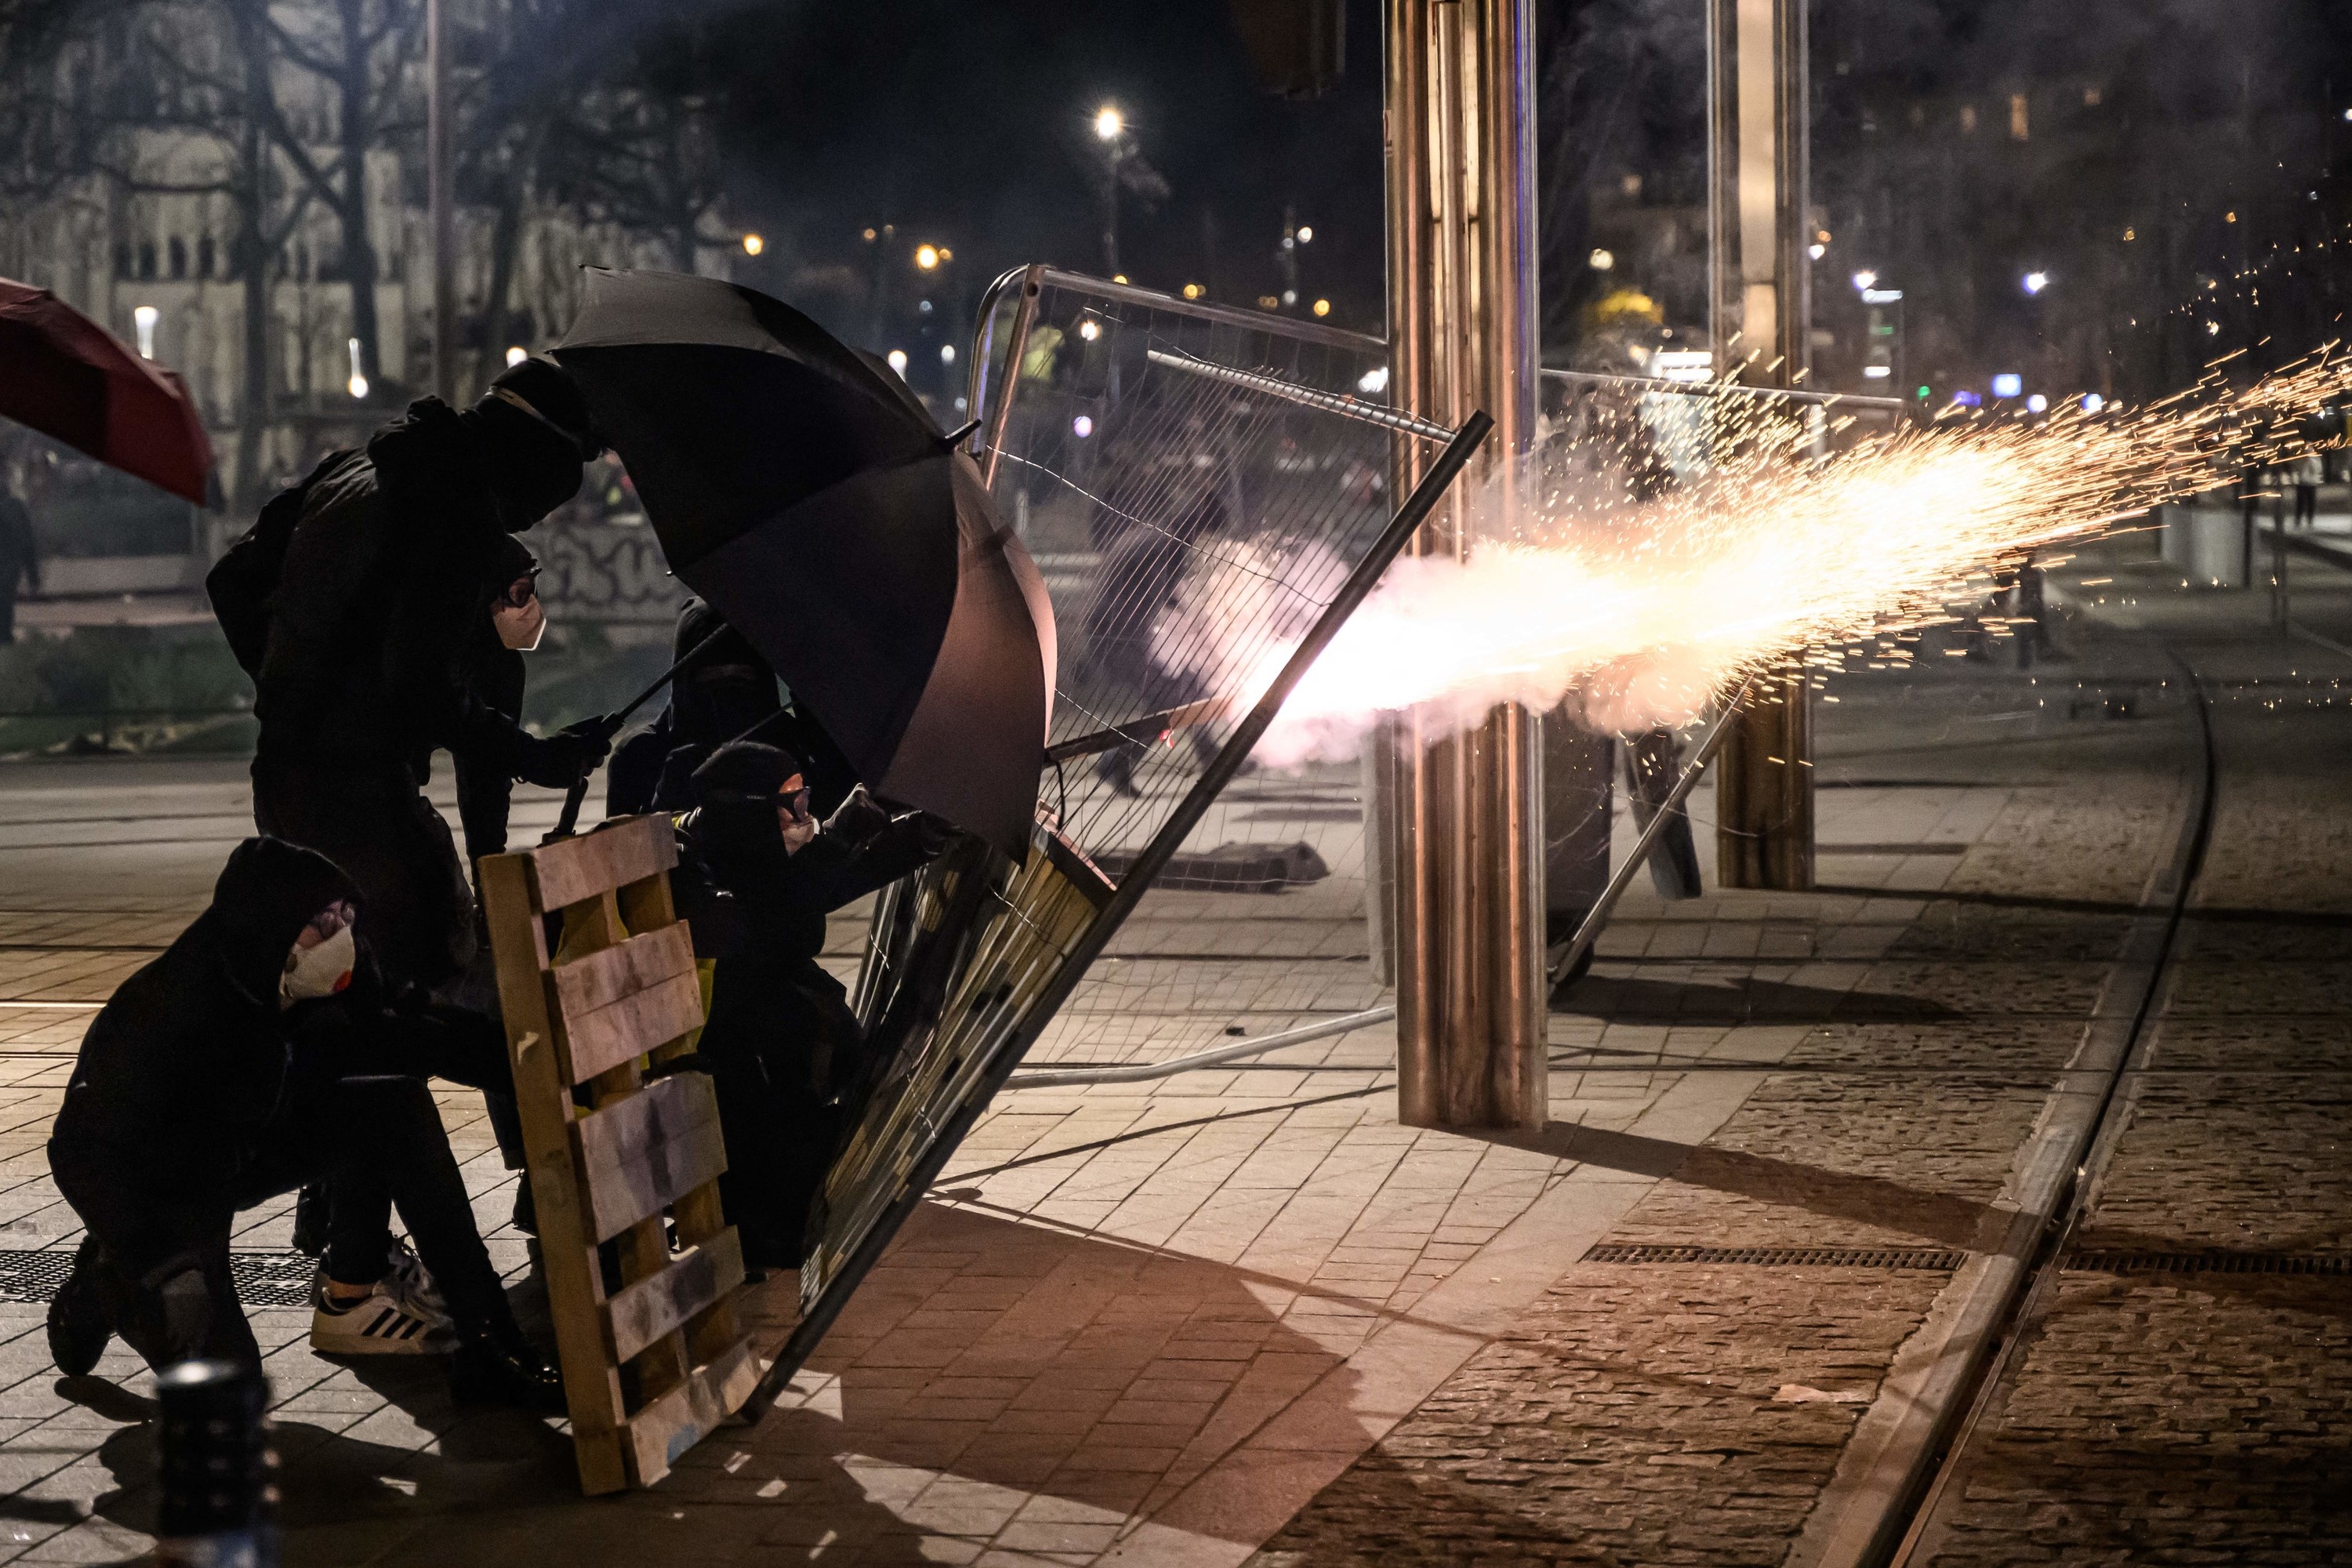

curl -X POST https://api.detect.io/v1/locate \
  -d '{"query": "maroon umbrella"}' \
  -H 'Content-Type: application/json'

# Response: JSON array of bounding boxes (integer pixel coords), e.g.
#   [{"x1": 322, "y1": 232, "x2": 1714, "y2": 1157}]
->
[{"x1": 0, "y1": 278, "x2": 214, "y2": 505}]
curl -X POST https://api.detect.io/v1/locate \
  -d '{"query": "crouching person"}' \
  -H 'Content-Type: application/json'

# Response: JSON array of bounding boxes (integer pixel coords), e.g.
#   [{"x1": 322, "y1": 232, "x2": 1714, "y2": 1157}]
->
[
  {"x1": 43, "y1": 837, "x2": 561, "y2": 1409},
  {"x1": 676, "y1": 742, "x2": 946, "y2": 1270}
]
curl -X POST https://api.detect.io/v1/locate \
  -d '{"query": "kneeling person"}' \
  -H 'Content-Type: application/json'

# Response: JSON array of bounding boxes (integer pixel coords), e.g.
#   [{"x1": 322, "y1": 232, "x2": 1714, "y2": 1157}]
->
[{"x1": 44, "y1": 838, "x2": 558, "y2": 1407}]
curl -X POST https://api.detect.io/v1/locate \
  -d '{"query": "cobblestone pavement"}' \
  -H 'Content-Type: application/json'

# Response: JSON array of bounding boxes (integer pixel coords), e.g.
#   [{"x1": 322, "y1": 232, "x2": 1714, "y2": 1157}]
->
[
  {"x1": 0, "y1": 608, "x2": 2342, "y2": 1564},
  {"x1": 1906, "y1": 659, "x2": 2352, "y2": 1566}
]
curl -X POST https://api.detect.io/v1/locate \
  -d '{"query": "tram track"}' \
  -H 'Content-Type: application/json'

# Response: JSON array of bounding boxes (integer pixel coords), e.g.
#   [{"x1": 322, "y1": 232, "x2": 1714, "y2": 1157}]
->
[{"x1": 1802, "y1": 655, "x2": 2221, "y2": 1568}]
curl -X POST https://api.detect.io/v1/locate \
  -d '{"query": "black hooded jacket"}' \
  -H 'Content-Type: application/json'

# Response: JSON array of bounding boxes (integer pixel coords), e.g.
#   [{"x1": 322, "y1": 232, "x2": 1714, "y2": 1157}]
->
[
  {"x1": 49, "y1": 839, "x2": 362, "y2": 1212},
  {"x1": 250, "y1": 399, "x2": 566, "y2": 772}
]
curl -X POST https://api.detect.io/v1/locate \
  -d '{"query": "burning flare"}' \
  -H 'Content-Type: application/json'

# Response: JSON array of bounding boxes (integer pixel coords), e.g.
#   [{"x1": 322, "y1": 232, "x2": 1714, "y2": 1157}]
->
[{"x1": 1153, "y1": 347, "x2": 2349, "y2": 764}]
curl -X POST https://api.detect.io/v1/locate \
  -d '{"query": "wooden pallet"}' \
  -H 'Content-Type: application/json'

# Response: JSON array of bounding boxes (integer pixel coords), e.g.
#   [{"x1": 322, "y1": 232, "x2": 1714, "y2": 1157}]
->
[{"x1": 478, "y1": 815, "x2": 763, "y2": 1494}]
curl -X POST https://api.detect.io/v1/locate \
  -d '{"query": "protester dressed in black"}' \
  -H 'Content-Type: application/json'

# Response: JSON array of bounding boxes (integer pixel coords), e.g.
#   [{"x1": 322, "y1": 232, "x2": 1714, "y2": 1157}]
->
[
  {"x1": 450, "y1": 534, "x2": 540, "y2": 866},
  {"x1": 673, "y1": 743, "x2": 943, "y2": 1268},
  {"x1": 223, "y1": 358, "x2": 611, "y2": 990},
  {"x1": 43, "y1": 838, "x2": 558, "y2": 1406},
  {"x1": 607, "y1": 597, "x2": 858, "y2": 821}
]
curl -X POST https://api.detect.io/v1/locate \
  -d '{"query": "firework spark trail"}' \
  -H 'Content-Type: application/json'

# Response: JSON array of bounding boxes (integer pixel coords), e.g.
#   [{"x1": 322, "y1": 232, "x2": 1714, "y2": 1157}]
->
[{"x1": 1149, "y1": 347, "x2": 2352, "y2": 764}]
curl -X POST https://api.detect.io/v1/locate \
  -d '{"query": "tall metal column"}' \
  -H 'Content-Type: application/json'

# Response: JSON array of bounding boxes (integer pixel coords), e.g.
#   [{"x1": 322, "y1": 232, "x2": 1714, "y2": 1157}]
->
[
  {"x1": 1708, "y1": 0, "x2": 1815, "y2": 891},
  {"x1": 427, "y1": 0, "x2": 456, "y2": 404},
  {"x1": 1385, "y1": 0, "x2": 1547, "y2": 1131}
]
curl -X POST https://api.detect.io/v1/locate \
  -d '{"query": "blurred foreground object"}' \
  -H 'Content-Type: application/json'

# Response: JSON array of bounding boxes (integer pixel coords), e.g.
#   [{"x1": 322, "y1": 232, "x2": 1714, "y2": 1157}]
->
[
  {"x1": 0, "y1": 279, "x2": 214, "y2": 506},
  {"x1": 154, "y1": 1359, "x2": 274, "y2": 1568}
]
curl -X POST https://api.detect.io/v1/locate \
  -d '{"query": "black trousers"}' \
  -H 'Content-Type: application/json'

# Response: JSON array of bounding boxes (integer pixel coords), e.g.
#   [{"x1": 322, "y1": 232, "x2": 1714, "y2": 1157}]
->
[
  {"x1": 53, "y1": 1075, "x2": 510, "y2": 1372},
  {"x1": 316, "y1": 1000, "x2": 516, "y2": 1288},
  {"x1": 251, "y1": 756, "x2": 476, "y2": 991}
]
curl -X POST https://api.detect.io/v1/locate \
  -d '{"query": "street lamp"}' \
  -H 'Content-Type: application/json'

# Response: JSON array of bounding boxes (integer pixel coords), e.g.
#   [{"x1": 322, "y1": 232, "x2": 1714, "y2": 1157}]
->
[
  {"x1": 2022, "y1": 270, "x2": 2050, "y2": 296},
  {"x1": 886, "y1": 349, "x2": 909, "y2": 376},
  {"x1": 1852, "y1": 269, "x2": 1878, "y2": 292},
  {"x1": 1093, "y1": 103, "x2": 1129, "y2": 276},
  {"x1": 915, "y1": 244, "x2": 940, "y2": 270},
  {"x1": 132, "y1": 305, "x2": 158, "y2": 360},
  {"x1": 741, "y1": 233, "x2": 764, "y2": 256},
  {"x1": 1589, "y1": 249, "x2": 1615, "y2": 270},
  {"x1": 347, "y1": 337, "x2": 368, "y2": 400},
  {"x1": 505, "y1": 346, "x2": 528, "y2": 367},
  {"x1": 1295, "y1": 225, "x2": 1313, "y2": 244}
]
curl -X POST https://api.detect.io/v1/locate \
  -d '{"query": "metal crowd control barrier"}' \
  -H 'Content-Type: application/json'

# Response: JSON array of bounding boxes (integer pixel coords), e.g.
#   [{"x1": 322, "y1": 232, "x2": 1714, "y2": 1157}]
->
[{"x1": 753, "y1": 267, "x2": 1489, "y2": 1407}]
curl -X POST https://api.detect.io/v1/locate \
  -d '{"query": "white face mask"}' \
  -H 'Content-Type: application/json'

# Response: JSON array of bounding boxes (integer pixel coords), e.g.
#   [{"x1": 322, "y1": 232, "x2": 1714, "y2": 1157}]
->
[
  {"x1": 280, "y1": 924, "x2": 356, "y2": 1007},
  {"x1": 495, "y1": 597, "x2": 546, "y2": 652}
]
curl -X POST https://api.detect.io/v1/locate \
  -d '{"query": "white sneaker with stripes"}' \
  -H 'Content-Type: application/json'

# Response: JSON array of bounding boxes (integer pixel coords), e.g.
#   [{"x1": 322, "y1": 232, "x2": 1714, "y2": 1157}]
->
[{"x1": 309, "y1": 1268, "x2": 454, "y2": 1356}]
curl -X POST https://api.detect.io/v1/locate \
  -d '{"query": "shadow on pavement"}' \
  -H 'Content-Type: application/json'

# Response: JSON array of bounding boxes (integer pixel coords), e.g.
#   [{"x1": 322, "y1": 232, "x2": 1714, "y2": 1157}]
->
[
  {"x1": 1555, "y1": 972, "x2": 1964, "y2": 1025},
  {"x1": 1477, "y1": 1122, "x2": 2000, "y2": 1250}
]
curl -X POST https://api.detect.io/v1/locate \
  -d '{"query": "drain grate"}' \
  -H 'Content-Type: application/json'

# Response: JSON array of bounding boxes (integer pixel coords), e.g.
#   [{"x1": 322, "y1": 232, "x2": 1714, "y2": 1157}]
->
[
  {"x1": 0, "y1": 1248, "x2": 318, "y2": 1307},
  {"x1": 1583, "y1": 1243, "x2": 1966, "y2": 1269},
  {"x1": 2065, "y1": 1250, "x2": 2352, "y2": 1276}
]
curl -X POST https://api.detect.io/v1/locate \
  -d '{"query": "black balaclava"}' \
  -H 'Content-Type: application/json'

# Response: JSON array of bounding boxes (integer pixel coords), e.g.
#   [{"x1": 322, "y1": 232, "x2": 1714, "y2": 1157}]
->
[
  {"x1": 672, "y1": 598, "x2": 782, "y2": 746},
  {"x1": 691, "y1": 740, "x2": 807, "y2": 888},
  {"x1": 207, "y1": 837, "x2": 361, "y2": 1008},
  {"x1": 458, "y1": 357, "x2": 603, "y2": 532}
]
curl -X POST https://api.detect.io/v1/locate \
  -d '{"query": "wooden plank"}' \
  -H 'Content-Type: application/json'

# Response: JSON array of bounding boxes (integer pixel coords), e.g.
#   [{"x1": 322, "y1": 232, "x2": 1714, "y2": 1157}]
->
[
  {"x1": 621, "y1": 1334, "x2": 763, "y2": 1488},
  {"x1": 602, "y1": 1227, "x2": 746, "y2": 1366},
  {"x1": 529, "y1": 815, "x2": 677, "y2": 912},
  {"x1": 558, "y1": 969, "x2": 704, "y2": 1086},
  {"x1": 477, "y1": 854, "x2": 630, "y2": 1497},
  {"x1": 572, "y1": 1073, "x2": 728, "y2": 1242},
  {"x1": 552, "y1": 922, "x2": 695, "y2": 1017}
]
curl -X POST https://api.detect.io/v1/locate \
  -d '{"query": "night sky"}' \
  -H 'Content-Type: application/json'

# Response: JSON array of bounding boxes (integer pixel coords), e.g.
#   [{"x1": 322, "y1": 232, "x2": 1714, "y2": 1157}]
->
[
  {"x1": 708, "y1": 0, "x2": 1386, "y2": 354},
  {"x1": 659, "y1": 0, "x2": 2352, "y2": 401}
]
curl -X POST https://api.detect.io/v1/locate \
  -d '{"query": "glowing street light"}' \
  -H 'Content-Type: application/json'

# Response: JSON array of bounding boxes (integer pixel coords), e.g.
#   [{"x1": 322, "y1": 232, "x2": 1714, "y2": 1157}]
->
[
  {"x1": 1589, "y1": 249, "x2": 1615, "y2": 270},
  {"x1": 2022, "y1": 270, "x2": 2050, "y2": 295},
  {"x1": 505, "y1": 346, "x2": 528, "y2": 367},
  {"x1": 940, "y1": 343, "x2": 956, "y2": 365},
  {"x1": 1295, "y1": 225, "x2": 1313, "y2": 244},
  {"x1": 1072, "y1": 414, "x2": 1094, "y2": 438},
  {"x1": 346, "y1": 336, "x2": 368, "y2": 400},
  {"x1": 1312, "y1": 298, "x2": 1332, "y2": 318},
  {"x1": 1094, "y1": 104, "x2": 1123, "y2": 141},
  {"x1": 1181, "y1": 282, "x2": 1204, "y2": 300},
  {"x1": 915, "y1": 244, "x2": 940, "y2": 270},
  {"x1": 741, "y1": 233, "x2": 764, "y2": 256},
  {"x1": 1077, "y1": 318, "x2": 1102, "y2": 342},
  {"x1": 885, "y1": 349, "x2": 909, "y2": 376},
  {"x1": 1852, "y1": 270, "x2": 1878, "y2": 292},
  {"x1": 132, "y1": 305, "x2": 158, "y2": 359}
]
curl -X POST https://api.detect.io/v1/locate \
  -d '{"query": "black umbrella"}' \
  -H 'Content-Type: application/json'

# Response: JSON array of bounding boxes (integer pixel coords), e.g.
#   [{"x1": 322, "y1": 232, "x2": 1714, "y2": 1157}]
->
[{"x1": 552, "y1": 267, "x2": 1055, "y2": 857}]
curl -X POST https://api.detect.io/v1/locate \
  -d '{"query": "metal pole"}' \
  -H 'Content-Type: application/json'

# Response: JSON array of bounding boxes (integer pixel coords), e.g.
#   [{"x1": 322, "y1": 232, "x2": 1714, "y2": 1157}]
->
[
  {"x1": 1709, "y1": 0, "x2": 1815, "y2": 891},
  {"x1": 1385, "y1": 0, "x2": 1547, "y2": 1131},
  {"x1": 427, "y1": 0, "x2": 456, "y2": 404}
]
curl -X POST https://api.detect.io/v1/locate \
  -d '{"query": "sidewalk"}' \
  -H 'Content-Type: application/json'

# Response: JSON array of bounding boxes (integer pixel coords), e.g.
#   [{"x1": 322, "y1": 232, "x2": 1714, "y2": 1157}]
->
[{"x1": 0, "y1": 683, "x2": 2122, "y2": 1568}]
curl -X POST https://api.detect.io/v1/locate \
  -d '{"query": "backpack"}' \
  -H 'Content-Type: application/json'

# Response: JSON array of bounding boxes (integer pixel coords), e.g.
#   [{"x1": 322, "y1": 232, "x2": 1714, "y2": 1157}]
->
[{"x1": 204, "y1": 452, "x2": 350, "y2": 678}]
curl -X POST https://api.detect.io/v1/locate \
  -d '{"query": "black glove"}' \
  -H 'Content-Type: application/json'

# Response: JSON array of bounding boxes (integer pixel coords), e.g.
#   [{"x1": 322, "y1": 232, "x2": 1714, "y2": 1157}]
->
[
  {"x1": 516, "y1": 716, "x2": 616, "y2": 789},
  {"x1": 824, "y1": 785, "x2": 892, "y2": 847}
]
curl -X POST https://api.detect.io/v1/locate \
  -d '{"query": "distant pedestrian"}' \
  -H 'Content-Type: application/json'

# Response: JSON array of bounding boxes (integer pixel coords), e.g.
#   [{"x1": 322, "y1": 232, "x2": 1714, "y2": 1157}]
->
[
  {"x1": 0, "y1": 472, "x2": 41, "y2": 641},
  {"x1": 2016, "y1": 553, "x2": 2049, "y2": 668},
  {"x1": 2292, "y1": 453, "x2": 2324, "y2": 531}
]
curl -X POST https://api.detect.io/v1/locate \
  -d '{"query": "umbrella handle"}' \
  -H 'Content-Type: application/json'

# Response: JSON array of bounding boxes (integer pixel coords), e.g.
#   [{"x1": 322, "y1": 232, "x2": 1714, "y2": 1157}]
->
[{"x1": 543, "y1": 771, "x2": 593, "y2": 845}]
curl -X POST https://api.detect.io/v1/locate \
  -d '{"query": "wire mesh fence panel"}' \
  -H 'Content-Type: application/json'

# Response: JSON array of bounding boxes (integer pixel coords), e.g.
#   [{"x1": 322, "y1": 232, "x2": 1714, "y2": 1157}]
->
[{"x1": 782, "y1": 270, "x2": 1457, "y2": 1379}]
